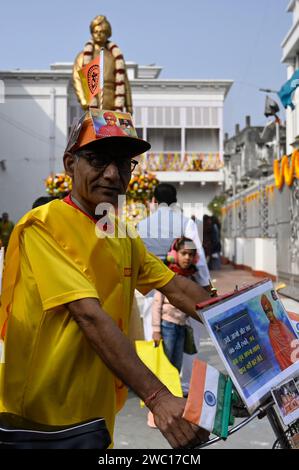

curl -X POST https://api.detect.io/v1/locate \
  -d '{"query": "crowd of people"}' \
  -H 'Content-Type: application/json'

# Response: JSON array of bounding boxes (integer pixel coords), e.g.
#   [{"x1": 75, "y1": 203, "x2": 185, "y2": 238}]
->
[
  {"x1": 0, "y1": 19, "x2": 223, "y2": 447},
  {"x1": 203, "y1": 214, "x2": 222, "y2": 271},
  {"x1": 0, "y1": 110, "x2": 213, "y2": 449},
  {"x1": 0, "y1": 178, "x2": 222, "y2": 438},
  {"x1": 1, "y1": 102, "x2": 298, "y2": 450},
  {"x1": 1, "y1": 13, "x2": 297, "y2": 453}
]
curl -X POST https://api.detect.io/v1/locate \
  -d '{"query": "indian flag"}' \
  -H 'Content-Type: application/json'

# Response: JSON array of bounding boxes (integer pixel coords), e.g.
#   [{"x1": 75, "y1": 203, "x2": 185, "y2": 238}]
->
[{"x1": 183, "y1": 358, "x2": 232, "y2": 438}]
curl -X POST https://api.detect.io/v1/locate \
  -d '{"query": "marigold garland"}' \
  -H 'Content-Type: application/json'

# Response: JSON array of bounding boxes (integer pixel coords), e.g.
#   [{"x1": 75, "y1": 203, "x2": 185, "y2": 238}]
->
[
  {"x1": 45, "y1": 173, "x2": 72, "y2": 196},
  {"x1": 222, "y1": 184, "x2": 276, "y2": 215},
  {"x1": 126, "y1": 172, "x2": 159, "y2": 203},
  {"x1": 124, "y1": 172, "x2": 159, "y2": 225}
]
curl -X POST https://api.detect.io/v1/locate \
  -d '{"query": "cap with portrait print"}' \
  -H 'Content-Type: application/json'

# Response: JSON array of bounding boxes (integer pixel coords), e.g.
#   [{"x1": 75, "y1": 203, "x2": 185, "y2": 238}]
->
[{"x1": 65, "y1": 109, "x2": 151, "y2": 158}]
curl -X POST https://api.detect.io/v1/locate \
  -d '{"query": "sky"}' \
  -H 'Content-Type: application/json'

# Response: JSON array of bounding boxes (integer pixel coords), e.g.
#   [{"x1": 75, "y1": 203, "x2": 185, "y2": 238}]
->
[{"x1": 0, "y1": 0, "x2": 292, "y2": 135}]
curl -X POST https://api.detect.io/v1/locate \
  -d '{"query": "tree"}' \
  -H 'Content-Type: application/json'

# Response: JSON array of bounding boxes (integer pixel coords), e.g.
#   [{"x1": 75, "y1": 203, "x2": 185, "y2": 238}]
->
[{"x1": 208, "y1": 194, "x2": 227, "y2": 219}]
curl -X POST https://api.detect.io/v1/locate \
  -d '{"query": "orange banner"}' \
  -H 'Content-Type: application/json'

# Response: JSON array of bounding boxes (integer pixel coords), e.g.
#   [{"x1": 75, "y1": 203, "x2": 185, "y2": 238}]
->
[{"x1": 78, "y1": 56, "x2": 100, "y2": 105}]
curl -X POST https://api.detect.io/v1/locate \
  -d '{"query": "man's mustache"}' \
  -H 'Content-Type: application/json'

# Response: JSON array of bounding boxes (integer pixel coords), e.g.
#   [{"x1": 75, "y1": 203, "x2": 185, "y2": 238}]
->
[{"x1": 93, "y1": 184, "x2": 121, "y2": 191}]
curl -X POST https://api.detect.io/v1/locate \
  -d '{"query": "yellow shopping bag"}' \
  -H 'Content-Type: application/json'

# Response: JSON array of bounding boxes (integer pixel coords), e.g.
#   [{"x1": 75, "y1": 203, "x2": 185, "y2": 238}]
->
[{"x1": 135, "y1": 340, "x2": 182, "y2": 406}]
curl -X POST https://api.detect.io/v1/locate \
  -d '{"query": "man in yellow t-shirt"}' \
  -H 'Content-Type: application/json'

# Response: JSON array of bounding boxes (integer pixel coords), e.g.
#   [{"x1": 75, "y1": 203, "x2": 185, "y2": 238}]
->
[{"x1": 0, "y1": 109, "x2": 210, "y2": 448}]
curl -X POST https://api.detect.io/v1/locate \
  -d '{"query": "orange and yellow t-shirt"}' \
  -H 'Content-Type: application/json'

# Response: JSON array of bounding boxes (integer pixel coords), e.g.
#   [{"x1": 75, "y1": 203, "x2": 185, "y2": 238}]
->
[{"x1": 0, "y1": 199, "x2": 174, "y2": 439}]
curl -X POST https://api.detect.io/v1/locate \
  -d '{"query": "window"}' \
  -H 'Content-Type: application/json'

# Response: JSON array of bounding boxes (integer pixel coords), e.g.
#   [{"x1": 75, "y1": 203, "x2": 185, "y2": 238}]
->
[
  {"x1": 147, "y1": 128, "x2": 181, "y2": 151},
  {"x1": 135, "y1": 128, "x2": 143, "y2": 139},
  {"x1": 185, "y1": 129, "x2": 219, "y2": 152}
]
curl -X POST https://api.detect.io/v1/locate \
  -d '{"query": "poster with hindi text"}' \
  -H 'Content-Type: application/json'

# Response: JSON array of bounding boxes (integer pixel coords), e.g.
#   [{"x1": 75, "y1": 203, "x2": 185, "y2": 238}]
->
[{"x1": 201, "y1": 280, "x2": 299, "y2": 413}]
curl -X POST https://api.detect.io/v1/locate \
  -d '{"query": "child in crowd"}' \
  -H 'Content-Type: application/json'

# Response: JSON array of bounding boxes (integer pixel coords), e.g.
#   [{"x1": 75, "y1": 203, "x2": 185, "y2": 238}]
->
[
  {"x1": 147, "y1": 236, "x2": 199, "y2": 428},
  {"x1": 152, "y1": 236, "x2": 199, "y2": 372}
]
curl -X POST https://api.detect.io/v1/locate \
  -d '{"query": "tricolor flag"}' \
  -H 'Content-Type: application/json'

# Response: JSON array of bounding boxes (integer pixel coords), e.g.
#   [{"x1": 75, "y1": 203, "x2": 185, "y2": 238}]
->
[
  {"x1": 78, "y1": 56, "x2": 100, "y2": 105},
  {"x1": 183, "y1": 359, "x2": 233, "y2": 438},
  {"x1": 287, "y1": 311, "x2": 299, "y2": 337}
]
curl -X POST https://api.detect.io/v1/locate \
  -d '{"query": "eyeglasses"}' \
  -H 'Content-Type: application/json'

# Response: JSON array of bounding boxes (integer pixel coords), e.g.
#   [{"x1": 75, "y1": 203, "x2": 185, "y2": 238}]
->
[{"x1": 76, "y1": 153, "x2": 139, "y2": 174}]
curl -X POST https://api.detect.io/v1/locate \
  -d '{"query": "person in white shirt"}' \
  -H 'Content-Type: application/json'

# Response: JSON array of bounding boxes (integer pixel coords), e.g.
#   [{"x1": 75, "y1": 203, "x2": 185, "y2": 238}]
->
[{"x1": 137, "y1": 183, "x2": 211, "y2": 395}]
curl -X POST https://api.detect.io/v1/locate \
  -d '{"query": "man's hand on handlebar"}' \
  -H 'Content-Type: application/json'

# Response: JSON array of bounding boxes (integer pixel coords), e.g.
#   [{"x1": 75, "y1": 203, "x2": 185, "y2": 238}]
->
[{"x1": 148, "y1": 388, "x2": 210, "y2": 449}]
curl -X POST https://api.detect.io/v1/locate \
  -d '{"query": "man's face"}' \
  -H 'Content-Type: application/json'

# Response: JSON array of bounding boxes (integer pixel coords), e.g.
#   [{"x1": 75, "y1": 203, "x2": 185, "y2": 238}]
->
[
  {"x1": 105, "y1": 115, "x2": 116, "y2": 126},
  {"x1": 92, "y1": 24, "x2": 109, "y2": 46},
  {"x1": 64, "y1": 148, "x2": 132, "y2": 210}
]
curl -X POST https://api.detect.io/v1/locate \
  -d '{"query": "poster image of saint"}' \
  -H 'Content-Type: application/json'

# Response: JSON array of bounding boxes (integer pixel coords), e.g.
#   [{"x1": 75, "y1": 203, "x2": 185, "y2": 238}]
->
[
  {"x1": 271, "y1": 378, "x2": 299, "y2": 426},
  {"x1": 201, "y1": 280, "x2": 299, "y2": 412},
  {"x1": 90, "y1": 109, "x2": 138, "y2": 139},
  {"x1": 260, "y1": 292, "x2": 297, "y2": 371}
]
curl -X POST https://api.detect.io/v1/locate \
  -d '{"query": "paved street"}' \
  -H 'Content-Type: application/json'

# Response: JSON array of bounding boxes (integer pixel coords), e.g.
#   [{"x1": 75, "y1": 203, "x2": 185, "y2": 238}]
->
[{"x1": 114, "y1": 267, "x2": 277, "y2": 449}]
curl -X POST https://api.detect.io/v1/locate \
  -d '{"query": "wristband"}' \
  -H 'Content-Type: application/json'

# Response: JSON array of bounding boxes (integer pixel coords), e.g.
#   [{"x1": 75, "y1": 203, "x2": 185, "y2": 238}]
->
[{"x1": 144, "y1": 385, "x2": 165, "y2": 408}]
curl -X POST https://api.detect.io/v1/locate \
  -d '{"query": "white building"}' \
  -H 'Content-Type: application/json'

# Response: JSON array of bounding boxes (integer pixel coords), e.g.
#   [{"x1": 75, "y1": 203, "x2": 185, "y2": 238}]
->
[
  {"x1": 221, "y1": 1, "x2": 299, "y2": 286},
  {"x1": 0, "y1": 62, "x2": 232, "y2": 222},
  {"x1": 281, "y1": 0, "x2": 299, "y2": 151}
]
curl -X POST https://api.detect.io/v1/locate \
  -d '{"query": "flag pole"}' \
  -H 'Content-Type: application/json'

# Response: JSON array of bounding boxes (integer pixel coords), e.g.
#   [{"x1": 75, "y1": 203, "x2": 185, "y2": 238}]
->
[{"x1": 100, "y1": 47, "x2": 104, "y2": 110}]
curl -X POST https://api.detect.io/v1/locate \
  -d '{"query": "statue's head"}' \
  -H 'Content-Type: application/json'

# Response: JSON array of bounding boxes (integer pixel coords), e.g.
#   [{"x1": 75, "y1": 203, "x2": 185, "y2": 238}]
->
[{"x1": 90, "y1": 15, "x2": 112, "y2": 46}]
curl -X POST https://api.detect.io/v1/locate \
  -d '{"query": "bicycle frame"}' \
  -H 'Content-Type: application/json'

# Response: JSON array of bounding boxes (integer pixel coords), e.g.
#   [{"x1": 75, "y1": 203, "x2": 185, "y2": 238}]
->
[{"x1": 194, "y1": 400, "x2": 299, "y2": 449}]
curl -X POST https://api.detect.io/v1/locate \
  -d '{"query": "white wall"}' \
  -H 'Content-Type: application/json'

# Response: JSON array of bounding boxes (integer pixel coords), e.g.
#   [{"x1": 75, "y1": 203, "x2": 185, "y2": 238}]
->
[
  {"x1": 185, "y1": 129, "x2": 219, "y2": 152},
  {"x1": 0, "y1": 76, "x2": 69, "y2": 222},
  {"x1": 176, "y1": 182, "x2": 220, "y2": 215},
  {"x1": 224, "y1": 237, "x2": 277, "y2": 276}
]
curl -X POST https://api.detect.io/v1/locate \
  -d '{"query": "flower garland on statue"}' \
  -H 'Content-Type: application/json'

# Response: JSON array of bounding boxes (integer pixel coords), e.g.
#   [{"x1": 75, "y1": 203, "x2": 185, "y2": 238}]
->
[
  {"x1": 124, "y1": 172, "x2": 159, "y2": 225},
  {"x1": 83, "y1": 40, "x2": 126, "y2": 111},
  {"x1": 45, "y1": 173, "x2": 72, "y2": 197}
]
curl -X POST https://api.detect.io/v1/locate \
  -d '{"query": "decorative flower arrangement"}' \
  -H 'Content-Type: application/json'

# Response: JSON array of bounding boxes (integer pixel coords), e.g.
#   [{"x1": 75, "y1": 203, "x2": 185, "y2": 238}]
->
[
  {"x1": 126, "y1": 172, "x2": 159, "y2": 202},
  {"x1": 138, "y1": 153, "x2": 223, "y2": 172},
  {"x1": 124, "y1": 171, "x2": 159, "y2": 225},
  {"x1": 221, "y1": 185, "x2": 275, "y2": 216},
  {"x1": 122, "y1": 200, "x2": 149, "y2": 226},
  {"x1": 45, "y1": 173, "x2": 72, "y2": 196}
]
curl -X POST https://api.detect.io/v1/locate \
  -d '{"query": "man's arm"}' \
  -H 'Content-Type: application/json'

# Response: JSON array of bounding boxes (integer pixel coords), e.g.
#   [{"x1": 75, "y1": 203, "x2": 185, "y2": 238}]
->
[
  {"x1": 67, "y1": 297, "x2": 208, "y2": 448},
  {"x1": 158, "y1": 275, "x2": 210, "y2": 321}
]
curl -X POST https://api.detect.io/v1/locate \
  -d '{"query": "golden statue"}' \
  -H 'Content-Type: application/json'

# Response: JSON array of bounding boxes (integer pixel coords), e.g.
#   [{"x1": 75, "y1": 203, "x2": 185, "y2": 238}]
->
[{"x1": 73, "y1": 15, "x2": 133, "y2": 113}]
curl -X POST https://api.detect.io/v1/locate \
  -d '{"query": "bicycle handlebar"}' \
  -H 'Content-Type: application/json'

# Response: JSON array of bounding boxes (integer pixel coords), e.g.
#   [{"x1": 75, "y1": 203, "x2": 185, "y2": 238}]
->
[{"x1": 193, "y1": 400, "x2": 275, "y2": 449}]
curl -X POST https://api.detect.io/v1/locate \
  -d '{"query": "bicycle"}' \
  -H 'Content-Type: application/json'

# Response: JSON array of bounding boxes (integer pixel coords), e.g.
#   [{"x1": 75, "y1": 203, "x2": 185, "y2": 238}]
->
[
  {"x1": 194, "y1": 382, "x2": 299, "y2": 449},
  {"x1": 192, "y1": 280, "x2": 299, "y2": 449}
]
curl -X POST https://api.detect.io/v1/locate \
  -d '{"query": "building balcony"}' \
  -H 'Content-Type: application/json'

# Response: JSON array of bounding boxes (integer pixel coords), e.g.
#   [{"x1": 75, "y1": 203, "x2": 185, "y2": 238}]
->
[
  {"x1": 281, "y1": 17, "x2": 299, "y2": 62},
  {"x1": 138, "y1": 151, "x2": 223, "y2": 183},
  {"x1": 139, "y1": 151, "x2": 223, "y2": 172}
]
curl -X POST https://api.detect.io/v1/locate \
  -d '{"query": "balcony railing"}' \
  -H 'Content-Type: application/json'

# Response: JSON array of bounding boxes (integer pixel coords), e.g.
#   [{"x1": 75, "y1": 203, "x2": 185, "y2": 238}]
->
[{"x1": 138, "y1": 152, "x2": 223, "y2": 172}]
